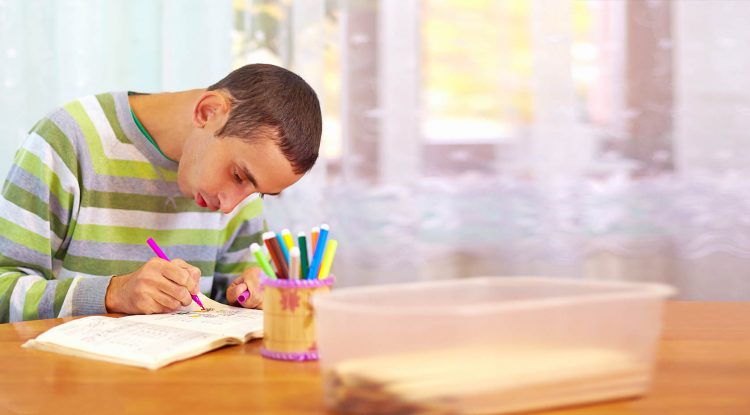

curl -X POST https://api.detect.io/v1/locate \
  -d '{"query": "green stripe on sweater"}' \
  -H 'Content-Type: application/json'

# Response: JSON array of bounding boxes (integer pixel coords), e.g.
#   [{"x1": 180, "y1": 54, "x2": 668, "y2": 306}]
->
[
  {"x1": 0, "y1": 218, "x2": 50, "y2": 255},
  {"x1": 215, "y1": 261, "x2": 257, "y2": 275},
  {"x1": 31, "y1": 119, "x2": 79, "y2": 176},
  {"x1": 220, "y1": 199, "x2": 264, "y2": 244},
  {"x1": 95, "y1": 94, "x2": 131, "y2": 144},
  {"x1": 0, "y1": 274, "x2": 22, "y2": 323},
  {"x1": 62, "y1": 255, "x2": 216, "y2": 278},
  {"x1": 22, "y1": 279, "x2": 46, "y2": 321},
  {"x1": 2, "y1": 182, "x2": 69, "y2": 240},
  {"x1": 226, "y1": 233, "x2": 263, "y2": 253},
  {"x1": 73, "y1": 224, "x2": 221, "y2": 246}
]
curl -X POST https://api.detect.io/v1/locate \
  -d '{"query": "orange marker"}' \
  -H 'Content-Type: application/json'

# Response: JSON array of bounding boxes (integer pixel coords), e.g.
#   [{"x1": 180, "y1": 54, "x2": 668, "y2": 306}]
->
[{"x1": 311, "y1": 226, "x2": 320, "y2": 257}]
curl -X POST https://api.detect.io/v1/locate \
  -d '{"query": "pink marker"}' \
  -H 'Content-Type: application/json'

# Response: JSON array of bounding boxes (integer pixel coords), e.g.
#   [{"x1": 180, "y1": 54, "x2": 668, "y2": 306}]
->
[
  {"x1": 238, "y1": 290, "x2": 250, "y2": 304},
  {"x1": 146, "y1": 237, "x2": 205, "y2": 310}
]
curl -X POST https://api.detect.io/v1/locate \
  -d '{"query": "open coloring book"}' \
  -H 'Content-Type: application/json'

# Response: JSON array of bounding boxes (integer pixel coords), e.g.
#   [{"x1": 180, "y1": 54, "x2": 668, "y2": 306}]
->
[{"x1": 22, "y1": 294, "x2": 263, "y2": 370}]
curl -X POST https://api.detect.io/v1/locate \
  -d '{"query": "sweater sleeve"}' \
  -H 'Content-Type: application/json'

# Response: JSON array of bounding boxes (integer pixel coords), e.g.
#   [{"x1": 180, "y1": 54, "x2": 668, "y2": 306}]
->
[
  {"x1": 0, "y1": 118, "x2": 110, "y2": 322},
  {"x1": 210, "y1": 197, "x2": 266, "y2": 303}
]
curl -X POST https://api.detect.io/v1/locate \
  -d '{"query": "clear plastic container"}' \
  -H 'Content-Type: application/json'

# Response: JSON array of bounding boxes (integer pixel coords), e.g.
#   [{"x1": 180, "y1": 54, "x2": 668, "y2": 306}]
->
[{"x1": 313, "y1": 276, "x2": 674, "y2": 414}]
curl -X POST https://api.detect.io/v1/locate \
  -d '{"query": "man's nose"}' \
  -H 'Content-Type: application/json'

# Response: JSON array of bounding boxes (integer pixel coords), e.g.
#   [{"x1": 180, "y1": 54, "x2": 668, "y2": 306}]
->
[
  {"x1": 218, "y1": 192, "x2": 241, "y2": 213},
  {"x1": 219, "y1": 189, "x2": 253, "y2": 213}
]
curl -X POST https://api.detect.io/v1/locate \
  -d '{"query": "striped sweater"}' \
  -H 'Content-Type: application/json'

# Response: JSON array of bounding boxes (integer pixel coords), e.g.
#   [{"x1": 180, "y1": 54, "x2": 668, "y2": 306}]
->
[{"x1": 0, "y1": 91, "x2": 265, "y2": 323}]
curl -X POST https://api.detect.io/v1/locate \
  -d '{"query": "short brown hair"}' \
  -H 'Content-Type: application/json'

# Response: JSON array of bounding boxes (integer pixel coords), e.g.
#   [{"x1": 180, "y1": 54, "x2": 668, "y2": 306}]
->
[{"x1": 208, "y1": 64, "x2": 322, "y2": 174}]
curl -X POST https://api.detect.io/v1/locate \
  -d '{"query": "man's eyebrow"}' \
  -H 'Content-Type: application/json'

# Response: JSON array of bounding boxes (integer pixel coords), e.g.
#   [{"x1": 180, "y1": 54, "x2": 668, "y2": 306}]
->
[
  {"x1": 242, "y1": 165, "x2": 281, "y2": 196},
  {"x1": 242, "y1": 166, "x2": 259, "y2": 188}
]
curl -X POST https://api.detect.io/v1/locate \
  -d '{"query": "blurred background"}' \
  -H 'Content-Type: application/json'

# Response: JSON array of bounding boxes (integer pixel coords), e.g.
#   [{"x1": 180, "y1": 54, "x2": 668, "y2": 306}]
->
[{"x1": 1, "y1": 0, "x2": 749, "y2": 299}]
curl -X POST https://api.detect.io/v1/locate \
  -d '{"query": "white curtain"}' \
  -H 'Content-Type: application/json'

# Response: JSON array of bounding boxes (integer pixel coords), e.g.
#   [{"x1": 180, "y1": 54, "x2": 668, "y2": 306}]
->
[
  {"x1": 258, "y1": 0, "x2": 750, "y2": 300},
  {"x1": 3, "y1": 0, "x2": 749, "y2": 300},
  {"x1": 0, "y1": 0, "x2": 233, "y2": 177}
]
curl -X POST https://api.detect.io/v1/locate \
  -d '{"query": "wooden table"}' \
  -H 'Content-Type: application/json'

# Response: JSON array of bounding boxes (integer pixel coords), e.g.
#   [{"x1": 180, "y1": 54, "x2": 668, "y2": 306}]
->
[{"x1": 1, "y1": 302, "x2": 748, "y2": 415}]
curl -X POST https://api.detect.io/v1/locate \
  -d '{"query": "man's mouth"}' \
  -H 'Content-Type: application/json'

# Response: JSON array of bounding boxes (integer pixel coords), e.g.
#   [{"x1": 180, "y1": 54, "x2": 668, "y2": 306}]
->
[
  {"x1": 196, "y1": 192, "x2": 220, "y2": 211},
  {"x1": 195, "y1": 192, "x2": 208, "y2": 208}
]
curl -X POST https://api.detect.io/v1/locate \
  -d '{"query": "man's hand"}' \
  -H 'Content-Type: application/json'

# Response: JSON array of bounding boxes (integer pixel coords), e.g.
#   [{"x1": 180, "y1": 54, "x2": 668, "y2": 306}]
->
[
  {"x1": 226, "y1": 267, "x2": 263, "y2": 309},
  {"x1": 105, "y1": 258, "x2": 202, "y2": 314}
]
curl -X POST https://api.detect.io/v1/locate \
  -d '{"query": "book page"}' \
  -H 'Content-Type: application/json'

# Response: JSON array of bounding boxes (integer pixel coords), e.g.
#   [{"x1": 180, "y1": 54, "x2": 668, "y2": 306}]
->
[
  {"x1": 121, "y1": 293, "x2": 263, "y2": 341},
  {"x1": 24, "y1": 316, "x2": 228, "y2": 369}
]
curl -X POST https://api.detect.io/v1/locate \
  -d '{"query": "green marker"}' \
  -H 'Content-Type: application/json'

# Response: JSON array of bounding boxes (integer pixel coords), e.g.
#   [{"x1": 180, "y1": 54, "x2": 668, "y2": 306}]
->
[
  {"x1": 251, "y1": 243, "x2": 277, "y2": 279},
  {"x1": 298, "y1": 232, "x2": 309, "y2": 279}
]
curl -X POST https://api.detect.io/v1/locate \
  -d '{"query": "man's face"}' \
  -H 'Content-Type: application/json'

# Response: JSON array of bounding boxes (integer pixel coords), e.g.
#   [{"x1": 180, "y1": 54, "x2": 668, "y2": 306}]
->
[{"x1": 177, "y1": 130, "x2": 302, "y2": 213}]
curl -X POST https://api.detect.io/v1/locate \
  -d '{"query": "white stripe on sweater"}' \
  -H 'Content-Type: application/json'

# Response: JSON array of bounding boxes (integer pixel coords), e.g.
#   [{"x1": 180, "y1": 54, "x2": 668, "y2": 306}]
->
[
  {"x1": 24, "y1": 132, "x2": 80, "y2": 200},
  {"x1": 78, "y1": 95, "x2": 150, "y2": 163},
  {"x1": 77, "y1": 207, "x2": 222, "y2": 230},
  {"x1": 56, "y1": 275, "x2": 80, "y2": 318}
]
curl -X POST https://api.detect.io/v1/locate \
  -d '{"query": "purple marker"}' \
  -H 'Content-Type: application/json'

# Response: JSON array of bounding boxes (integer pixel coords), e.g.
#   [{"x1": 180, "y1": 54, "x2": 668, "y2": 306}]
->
[
  {"x1": 238, "y1": 290, "x2": 250, "y2": 304},
  {"x1": 146, "y1": 237, "x2": 205, "y2": 310}
]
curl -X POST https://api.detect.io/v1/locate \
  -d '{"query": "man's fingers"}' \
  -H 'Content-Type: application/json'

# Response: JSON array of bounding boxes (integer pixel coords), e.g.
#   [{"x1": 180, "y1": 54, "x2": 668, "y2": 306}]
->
[
  {"x1": 171, "y1": 259, "x2": 201, "y2": 293},
  {"x1": 237, "y1": 285, "x2": 262, "y2": 309},
  {"x1": 246, "y1": 290, "x2": 263, "y2": 309},
  {"x1": 162, "y1": 262, "x2": 192, "y2": 289},
  {"x1": 151, "y1": 290, "x2": 184, "y2": 312},
  {"x1": 156, "y1": 276, "x2": 193, "y2": 306},
  {"x1": 238, "y1": 267, "x2": 263, "y2": 309},
  {"x1": 230, "y1": 282, "x2": 248, "y2": 305},
  {"x1": 172, "y1": 259, "x2": 201, "y2": 277}
]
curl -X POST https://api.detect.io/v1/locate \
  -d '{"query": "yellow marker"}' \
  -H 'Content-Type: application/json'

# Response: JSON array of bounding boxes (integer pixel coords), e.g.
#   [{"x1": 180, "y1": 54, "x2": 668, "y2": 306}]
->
[
  {"x1": 317, "y1": 239, "x2": 338, "y2": 279},
  {"x1": 281, "y1": 229, "x2": 295, "y2": 251}
]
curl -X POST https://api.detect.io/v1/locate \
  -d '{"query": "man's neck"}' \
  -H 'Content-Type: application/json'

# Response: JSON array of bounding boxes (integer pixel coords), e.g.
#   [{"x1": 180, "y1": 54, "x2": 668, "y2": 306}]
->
[{"x1": 128, "y1": 89, "x2": 205, "y2": 161}]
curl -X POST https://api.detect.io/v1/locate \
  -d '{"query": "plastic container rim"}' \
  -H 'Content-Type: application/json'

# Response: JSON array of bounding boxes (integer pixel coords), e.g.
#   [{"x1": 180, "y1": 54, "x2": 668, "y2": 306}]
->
[{"x1": 312, "y1": 276, "x2": 675, "y2": 316}]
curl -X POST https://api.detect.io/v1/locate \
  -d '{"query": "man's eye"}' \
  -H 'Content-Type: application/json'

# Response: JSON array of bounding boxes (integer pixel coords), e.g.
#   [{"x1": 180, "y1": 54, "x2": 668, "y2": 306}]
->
[{"x1": 232, "y1": 169, "x2": 243, "y2": 184}]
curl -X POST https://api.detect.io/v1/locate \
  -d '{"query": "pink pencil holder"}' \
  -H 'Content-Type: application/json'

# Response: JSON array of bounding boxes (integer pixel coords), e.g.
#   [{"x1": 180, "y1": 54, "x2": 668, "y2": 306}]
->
[{"x1": 260, "y1": 273, "x2": 334, "y2": 361}]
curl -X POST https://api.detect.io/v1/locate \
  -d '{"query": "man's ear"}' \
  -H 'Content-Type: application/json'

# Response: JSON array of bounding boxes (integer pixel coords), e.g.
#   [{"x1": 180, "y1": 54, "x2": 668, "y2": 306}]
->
[{"x1": 193, "y1": 91, "x2": 231, "y2": 129}]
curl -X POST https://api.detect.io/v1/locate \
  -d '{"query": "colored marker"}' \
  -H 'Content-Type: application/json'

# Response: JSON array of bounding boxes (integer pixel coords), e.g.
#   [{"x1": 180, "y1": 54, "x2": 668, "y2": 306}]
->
[
  {"x1": 264, "y1": 245, "x2": 279, "y2": 274},
  {"x1": 307, "y1": 224, "x2": 329, "y2": 279},
  {"x1": 146, "y1": 237, "x2": 205, "y2": 310},
  {"x1": 318, "y1": 239, "x2": 338, "y2": 280},
  {"x1": 297, "y1": 232, "x2": 309, "y2": 281},
  {"x1": 277, "y1": 233, "x2": 291, "y2": 265},
  {"x1": 263, "y1": 232, "x2": 289, "y2": 279},
  {"x1": 289, "y1": 246, "x2": 301, "y2": 280},
  {"x1": 311, "y1": 227, "x2": 320, "y2": 257},
  {"x1": 262, "y1": 232, "x2": 283, "y2": 274},
  {"x1": 237, "y1": 290, "x2": 250, "y2": 304},
  {"x1": 251, "y1": 243, "x2": 277, "y2": 279},
  {"x1": 281, "y1": 229, "x2": 295, "y2": 251}
]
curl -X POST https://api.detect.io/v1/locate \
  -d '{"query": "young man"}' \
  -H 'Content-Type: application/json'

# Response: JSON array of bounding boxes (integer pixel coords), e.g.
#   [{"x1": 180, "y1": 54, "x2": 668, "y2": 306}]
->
[{"x1": 0, "y1": 63, "x2": 321, "y2": 322}]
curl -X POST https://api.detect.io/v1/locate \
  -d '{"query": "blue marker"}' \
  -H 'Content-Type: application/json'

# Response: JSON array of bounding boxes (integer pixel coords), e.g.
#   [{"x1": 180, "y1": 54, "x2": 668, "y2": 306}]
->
[
  {"x1": 277, "y1": 233, "x2": 291, "y2": 265},
  {"x1": 306, "y1": 224, "x2": 329, "y2": 279}
]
